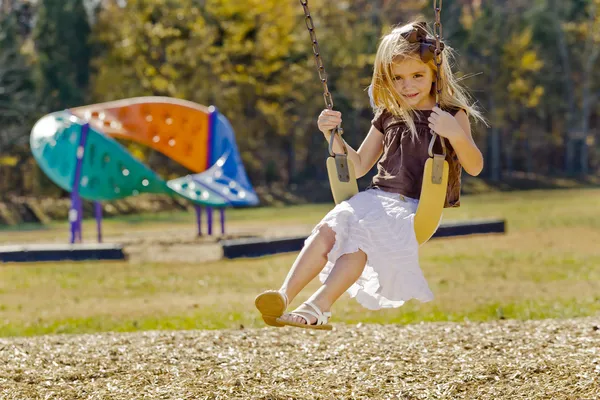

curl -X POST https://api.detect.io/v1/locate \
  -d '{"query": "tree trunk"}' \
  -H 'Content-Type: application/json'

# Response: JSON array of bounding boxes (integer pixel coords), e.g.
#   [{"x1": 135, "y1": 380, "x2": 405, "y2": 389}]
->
[
  {"x1": 524, "y1": 137, "x2": 533, "y2": 176},
  {"x1": 565, "y1": 138, "x2": 576, "y2": 176},
  {"x1": 578, "y1": 0, "x2": 599, "y2": 176},
  {"x1": 580, "y1": 139, "x2": 589, "y2": 176},
  {"x1": 505, "y1": 128, "x2": 514, "y2": 177},
  {"x1": 286, "y1": 129, "x2": 297, "y2": 185},
  {"x1": 487, "y1": 55, "x2": 501, "y2": 182},
  {"x1": 489, "y1": 127, "x2": 501, "y2": 182},
  {"x1": 550, "y1": 0, "x2": 578, "y2": 175}
]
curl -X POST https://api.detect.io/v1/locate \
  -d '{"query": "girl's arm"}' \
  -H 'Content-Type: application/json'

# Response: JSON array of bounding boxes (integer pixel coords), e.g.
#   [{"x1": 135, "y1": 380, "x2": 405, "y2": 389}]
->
[
  {"x1": 428, "y1": 108, "x2": 484, "y2": 176},
  {"x1": 450, "y1": 111, "x2": 484, "y2": 176},
  {"x1": 323, "y1": 126, "x2": 383, "y2": 178},
  {"x1": 318, "y1": 109, "x2": 383, "y2": 178}
]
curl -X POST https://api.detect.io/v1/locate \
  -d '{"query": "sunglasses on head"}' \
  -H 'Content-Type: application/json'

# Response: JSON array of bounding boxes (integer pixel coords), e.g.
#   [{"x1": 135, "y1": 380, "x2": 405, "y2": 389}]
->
[{"x1": 399, "y1": 22, "x2": 445, "y2": 63}]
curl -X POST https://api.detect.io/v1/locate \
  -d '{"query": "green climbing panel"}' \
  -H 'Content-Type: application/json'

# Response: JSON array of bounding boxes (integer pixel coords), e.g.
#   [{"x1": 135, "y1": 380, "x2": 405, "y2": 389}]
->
[
  {"x1": 31, "y1": 111, "x2": 169, "y2": 201},
  {"x1": 30, "y1": 113, "x2": 81, "y2": 193}
]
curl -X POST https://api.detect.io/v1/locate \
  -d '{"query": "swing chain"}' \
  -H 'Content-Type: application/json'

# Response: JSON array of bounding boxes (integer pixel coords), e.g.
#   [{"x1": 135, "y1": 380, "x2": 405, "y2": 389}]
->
[
  {"x1": 299, "y1": 0, "x2": 347, "y2": 157},
  {"x1": 299, "y1": 0, "x2": 333, "y2": 110},
  {"x1": 429, "y1": 0, "x2": 446, "y2": 158},
  {"x1": 433, "y1": 0, "x2": 443, "y2": 106}
]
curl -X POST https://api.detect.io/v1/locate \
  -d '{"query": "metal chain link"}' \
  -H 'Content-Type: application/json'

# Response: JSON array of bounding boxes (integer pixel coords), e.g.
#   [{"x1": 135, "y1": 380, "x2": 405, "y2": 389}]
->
[
  {"x1": 429, "y1": 0, "x2": 446, "y2": 158},
  {"x1": 299, "y1": 0, "x2": 347, "y2": 157},
  {"x1": 299, "y1": 0, "x2": 334, "y2": 110},
  {"x1": 433, "y1": 0, "x2": 443, "y2": 107}
]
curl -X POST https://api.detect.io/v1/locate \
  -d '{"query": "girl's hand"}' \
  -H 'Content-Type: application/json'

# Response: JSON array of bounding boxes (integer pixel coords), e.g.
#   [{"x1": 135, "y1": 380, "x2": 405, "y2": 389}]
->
[
  {"x1": 428, "y1": 106, "x2": 464, "y2": 142},
  {"x1": 318, "y1": 109, "x2": 342, "y2": 135}
]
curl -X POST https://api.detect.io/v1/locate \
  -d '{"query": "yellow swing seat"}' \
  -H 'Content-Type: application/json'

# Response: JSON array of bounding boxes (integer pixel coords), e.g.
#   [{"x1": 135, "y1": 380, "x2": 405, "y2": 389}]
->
[
  {"x1": 326, "y1": 156, "x2": 358, "y2": 204},
  {"x1": 325, "y1": 128, "x2": 359, "y2": 204},
  {"x1": 413, "y1": 154, "x2": 449, "y2": 245}
]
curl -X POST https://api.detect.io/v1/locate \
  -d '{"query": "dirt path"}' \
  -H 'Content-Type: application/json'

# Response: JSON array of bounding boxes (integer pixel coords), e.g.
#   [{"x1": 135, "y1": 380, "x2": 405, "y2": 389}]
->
[{"x1": 1, "y1": 317, "x2": 598, "y2": 399}]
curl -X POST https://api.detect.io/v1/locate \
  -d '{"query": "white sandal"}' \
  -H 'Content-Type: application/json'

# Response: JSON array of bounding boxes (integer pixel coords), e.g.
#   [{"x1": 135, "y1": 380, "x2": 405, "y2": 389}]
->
[
  {"x1": 276, "y1": 301, "x2": 333, "y2": 331},
  {"x1": 255, "y1": 290, "x2": 289, "y2": 327}
]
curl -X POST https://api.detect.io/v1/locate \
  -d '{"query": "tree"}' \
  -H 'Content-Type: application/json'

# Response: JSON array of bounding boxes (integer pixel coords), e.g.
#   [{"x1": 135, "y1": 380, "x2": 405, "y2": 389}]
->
[
  {"x1": 91, "y1": 0, "x2": 323, "y2": 184},
  {"x1": 33, "y1": 0, "x2": 92, "y2": 112},
  {"x1": 547, "y1": 0, "x2": 600, "y2": 175},
  {"x1": 0, "y1": 9, "x2": 35, "y2": 153},
  {"x1": 458, "y1": 0, "x2": 544, "y2": 180}
]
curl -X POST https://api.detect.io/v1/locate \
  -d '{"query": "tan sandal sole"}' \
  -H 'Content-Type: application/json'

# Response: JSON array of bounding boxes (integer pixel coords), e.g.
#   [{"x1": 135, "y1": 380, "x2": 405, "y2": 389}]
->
[
  {"x1": 255, "y1": 291, "x2": 287, "y2": 327},
  {"x1": 275, "y1": 317, "x2": 333, "y2": 331}
]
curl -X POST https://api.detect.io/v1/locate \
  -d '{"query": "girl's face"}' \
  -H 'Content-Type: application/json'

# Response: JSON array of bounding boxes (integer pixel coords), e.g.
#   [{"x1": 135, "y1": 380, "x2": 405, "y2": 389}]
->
[{"x1": 390, "y1": 58, "x2": 435, "y2": 110}]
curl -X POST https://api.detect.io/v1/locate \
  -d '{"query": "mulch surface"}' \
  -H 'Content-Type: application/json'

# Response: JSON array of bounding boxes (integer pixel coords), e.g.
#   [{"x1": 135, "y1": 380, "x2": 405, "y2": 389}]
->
[{"x1": 1, "y1": 317, "x2": 599, "y2": 399}]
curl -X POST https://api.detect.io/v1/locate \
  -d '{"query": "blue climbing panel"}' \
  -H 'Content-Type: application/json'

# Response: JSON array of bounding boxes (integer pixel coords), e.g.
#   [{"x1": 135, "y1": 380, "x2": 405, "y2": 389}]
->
[{"x1": 193, "y1": 113, "x2": 259, "y2": 207}]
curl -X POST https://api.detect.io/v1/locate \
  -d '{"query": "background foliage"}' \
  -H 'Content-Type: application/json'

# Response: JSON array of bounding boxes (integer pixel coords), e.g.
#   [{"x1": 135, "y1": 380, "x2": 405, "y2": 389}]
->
[{"x1": 1, "y1": 0, "x2": 599, "y2": 197}]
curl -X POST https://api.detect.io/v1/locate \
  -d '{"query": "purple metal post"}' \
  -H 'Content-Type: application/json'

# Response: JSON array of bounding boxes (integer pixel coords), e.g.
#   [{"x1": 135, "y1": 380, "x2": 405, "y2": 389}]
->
[
  {"x1": 69, "y1": 195, "x2": 80, "y2": 244},
  {"x1": 200, "y1": 107, "x2": 218, "y2": 238},
  {"x1": 220, "y1": 208, "x2": 225, "y2": 235},
  {"x1": 207, "y1": 207, "x2": 213, "y2": 236},
  {"x1": 195, "y1": 205, "x2": 203, "y2": 236},
  {"x1": 77, "y1": 196, "x2": 83, "y2": 242},
  {"x1": 94, "y1": 201, "x2": 103, "y2": 243},
  {"x1": 69, "y1": 123, "x2": 90, "y2": 244}
]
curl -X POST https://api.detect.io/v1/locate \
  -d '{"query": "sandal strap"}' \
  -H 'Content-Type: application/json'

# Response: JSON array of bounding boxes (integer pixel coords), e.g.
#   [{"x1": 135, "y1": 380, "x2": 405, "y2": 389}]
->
[
  {"x1": 279, "y1": 291, "x2": 289, "y2": 308},
  {"x1": 305, "y1": 301, "x2": 332, "y2": 318},
  {"x1": 289, "y1": 309, "x2": 320, "y2": 325},
  {"x1": 290, "y1": 301, "x2": 331, "y2": 326}
]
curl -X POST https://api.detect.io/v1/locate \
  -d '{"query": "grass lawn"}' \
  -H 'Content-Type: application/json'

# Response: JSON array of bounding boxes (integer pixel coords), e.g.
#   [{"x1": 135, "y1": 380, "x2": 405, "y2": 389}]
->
[{"x1": 0, "y1": 188, "x2": 599, "y2": 337}]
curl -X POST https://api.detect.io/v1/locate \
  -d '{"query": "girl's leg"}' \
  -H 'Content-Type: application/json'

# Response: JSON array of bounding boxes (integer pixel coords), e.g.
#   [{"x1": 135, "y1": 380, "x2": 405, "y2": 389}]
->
[
  {"x1": 279, "y1": 249, "x2": 367, "y2": 325},
  {"x1": 279, "y1": 224, "x2": 336, "y2": 304}
]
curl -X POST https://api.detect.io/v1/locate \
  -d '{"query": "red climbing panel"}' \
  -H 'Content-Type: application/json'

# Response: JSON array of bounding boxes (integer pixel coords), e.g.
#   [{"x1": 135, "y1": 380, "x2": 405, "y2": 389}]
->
[{"x1": 70, "y1": 97, "x2": 211, "y2": 173}]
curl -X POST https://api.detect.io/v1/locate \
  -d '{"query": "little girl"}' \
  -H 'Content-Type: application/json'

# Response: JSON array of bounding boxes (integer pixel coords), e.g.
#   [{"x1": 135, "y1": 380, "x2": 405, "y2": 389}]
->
[{"x1": 255, "y1": 21, "x2": 486, "y2": 330}]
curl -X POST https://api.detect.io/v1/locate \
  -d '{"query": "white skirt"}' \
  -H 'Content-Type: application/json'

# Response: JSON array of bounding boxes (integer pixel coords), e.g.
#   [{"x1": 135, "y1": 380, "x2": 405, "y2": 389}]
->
[{"x1": 308, "y1": 188, "x2": 434, "y2": 310}]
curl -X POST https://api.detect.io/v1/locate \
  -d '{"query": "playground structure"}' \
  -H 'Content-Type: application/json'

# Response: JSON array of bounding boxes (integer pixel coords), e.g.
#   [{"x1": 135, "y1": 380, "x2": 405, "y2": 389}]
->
[
  {"x1": 19, "y1": 98, "x2": 507, "y2": 264},
  {"x1": 30, "y1": 97, "x2": 259, "y2": 244}
]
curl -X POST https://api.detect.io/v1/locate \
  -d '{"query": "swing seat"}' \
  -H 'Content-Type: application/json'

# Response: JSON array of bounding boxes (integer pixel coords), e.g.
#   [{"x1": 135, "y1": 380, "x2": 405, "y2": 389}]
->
[
  {"x1": 326, "y1": 155, "x2": 358, "y2": 204},
  {"x1": 414, "y1": 155, "x2": 449, "y2": 245}
]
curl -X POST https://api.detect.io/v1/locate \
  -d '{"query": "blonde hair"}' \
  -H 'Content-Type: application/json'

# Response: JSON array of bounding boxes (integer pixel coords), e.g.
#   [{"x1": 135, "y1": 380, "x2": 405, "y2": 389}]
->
[{"x1": 370, "y1": 21, "x2": 486, "y2": 138}]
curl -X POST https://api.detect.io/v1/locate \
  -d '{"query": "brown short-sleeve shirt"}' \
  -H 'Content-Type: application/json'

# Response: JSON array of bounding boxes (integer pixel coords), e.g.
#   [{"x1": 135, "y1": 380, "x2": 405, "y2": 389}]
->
[{"x1": 369, "y1": 108, "x2": 463, "y2": 208}]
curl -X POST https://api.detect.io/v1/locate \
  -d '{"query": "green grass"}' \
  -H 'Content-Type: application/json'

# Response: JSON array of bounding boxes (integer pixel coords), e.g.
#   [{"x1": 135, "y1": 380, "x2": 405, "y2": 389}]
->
[{"x1": 0, "y1": 188, "x2": 599, "y2": 337}]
